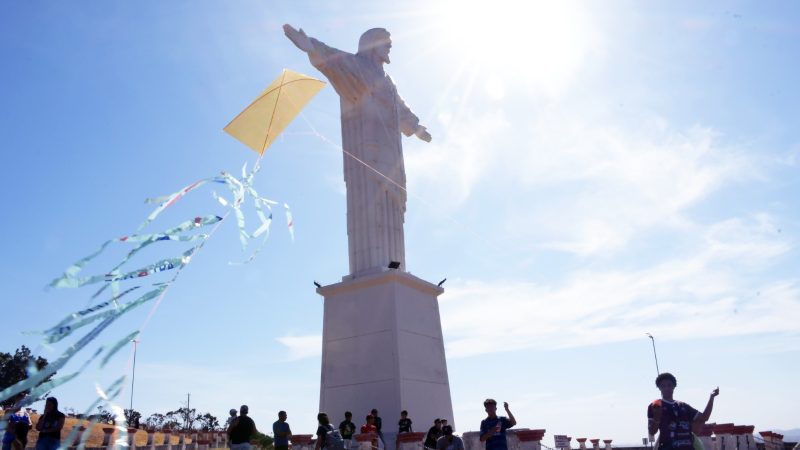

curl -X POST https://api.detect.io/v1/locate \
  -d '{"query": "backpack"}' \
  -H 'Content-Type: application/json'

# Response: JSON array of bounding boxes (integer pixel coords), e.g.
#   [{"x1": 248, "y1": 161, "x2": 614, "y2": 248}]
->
[{"x1": 324, "y1": 425, "x2": 346, "y2": 450}]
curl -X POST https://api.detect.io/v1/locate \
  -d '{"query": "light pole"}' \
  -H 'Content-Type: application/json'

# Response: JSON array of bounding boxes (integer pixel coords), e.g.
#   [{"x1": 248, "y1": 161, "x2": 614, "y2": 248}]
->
[
  {"x1": 645, "y1": 333, "x2": 660, "y2": 376},
  {"x1": 130, "y1": 339, "x2": 140, "y2": 412}
]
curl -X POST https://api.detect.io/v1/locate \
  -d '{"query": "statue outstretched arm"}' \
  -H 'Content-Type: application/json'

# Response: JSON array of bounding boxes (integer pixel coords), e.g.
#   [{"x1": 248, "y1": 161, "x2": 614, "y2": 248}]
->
[
  {"x1": 283, "y1": 24, "x2": 364, "y2": 98},
  {"x1": 283, "y1": 24, "x2": 314, "y2": 53},
  {"x1": 414, "y1": 125, "x2": 432, "y2": 142},
  {"x1": 395, "y1": 89, "x2": 432, "y2": 142}
]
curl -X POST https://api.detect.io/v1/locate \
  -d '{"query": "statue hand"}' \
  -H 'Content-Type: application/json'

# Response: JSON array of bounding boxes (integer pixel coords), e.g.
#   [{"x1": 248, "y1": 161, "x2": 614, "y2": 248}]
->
[
  {"x1": 415, "y1": 125, "x2": 432, "y2": 142},
  {"x1": 283, "y1": 24, "x2": 313, "y2": 53}
]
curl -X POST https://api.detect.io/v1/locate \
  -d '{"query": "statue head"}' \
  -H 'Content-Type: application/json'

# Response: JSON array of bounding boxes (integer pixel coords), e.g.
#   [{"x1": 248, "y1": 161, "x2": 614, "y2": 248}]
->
[{"x1": 358, "y1": 28, "x2": 392, "y2": 64}]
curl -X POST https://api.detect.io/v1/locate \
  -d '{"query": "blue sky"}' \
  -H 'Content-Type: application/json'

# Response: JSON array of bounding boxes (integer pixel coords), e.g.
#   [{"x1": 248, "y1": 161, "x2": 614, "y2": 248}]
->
[{"x1": 1, "y1": 0, "x2": 798, "y2": 445}]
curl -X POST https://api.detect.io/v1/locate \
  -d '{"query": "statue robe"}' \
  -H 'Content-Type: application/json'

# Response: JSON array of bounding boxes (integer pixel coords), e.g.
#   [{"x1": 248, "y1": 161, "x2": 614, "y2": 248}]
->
[{"x1": 306, "y1": 38, "x2": 421, "y2": 276}]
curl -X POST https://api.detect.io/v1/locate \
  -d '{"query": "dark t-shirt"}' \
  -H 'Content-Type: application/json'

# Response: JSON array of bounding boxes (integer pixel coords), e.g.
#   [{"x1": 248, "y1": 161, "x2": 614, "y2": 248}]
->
[
  {"x1": 16, "y1": 421, "x2": 32, "y2": 445},
  {"x1": 480, "y1": 416, "x2": 512, "y2": 450},
  {"x1": 38, "y1": 411, "x2": 65, "y2": 440},
  {"x1": 273, "y1": 420, "x2": 291, "y2": 446},
  {"x1": 399, "y1": 418, "x2": 413, "y2": 433},
  {"x1": 647, "y1": 400, "x2": 699, "y2": 450},
  {"x1": 425, "y1": 426, "x2": 442, "y2": 448},
  {"x1": 373, "y1": 416, "x2": 382, "y2": 432},
  {"x1": 339, "y1": 421, "x2": 356, "y2": 439},
  {"x1": 230, "y1": 415, "x2": 256, "y2": 444},
  {"x1": 317, "y1": 424, "x2": 334, "y2": 448}
]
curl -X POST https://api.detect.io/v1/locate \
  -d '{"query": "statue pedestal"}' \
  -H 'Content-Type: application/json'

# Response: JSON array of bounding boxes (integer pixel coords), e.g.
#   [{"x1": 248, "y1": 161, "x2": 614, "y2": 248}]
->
[{"x1": 317, "y1": 270, "x2": 454, "y2": 450}]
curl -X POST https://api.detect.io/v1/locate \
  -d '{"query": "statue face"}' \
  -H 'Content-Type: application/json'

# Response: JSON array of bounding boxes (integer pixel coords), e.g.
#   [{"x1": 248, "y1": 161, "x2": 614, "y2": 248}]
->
[
  {"x1": 377, "y1": 37, "x2": 392, "y2": 64},
  {"x1": 358, "y1": 29, "x2": 392, "y2": 65}
]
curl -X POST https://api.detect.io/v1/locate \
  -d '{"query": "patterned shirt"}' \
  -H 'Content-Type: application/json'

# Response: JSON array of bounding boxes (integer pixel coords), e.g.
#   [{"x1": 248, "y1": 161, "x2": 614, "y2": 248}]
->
[{"x1": 647, "y1": 399, "x2": 699, "y2": 450}]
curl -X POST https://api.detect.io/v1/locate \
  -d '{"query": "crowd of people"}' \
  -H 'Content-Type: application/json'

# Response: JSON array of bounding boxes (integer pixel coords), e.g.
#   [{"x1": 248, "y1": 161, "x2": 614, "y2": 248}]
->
[
  {"x1": 222, "y1": 401, "x2": 516, "y2": 450},
  {"x1": 0, "y1": 372, "x2": 719, "y2": 450},
  {"x1": 223, "y1": 372, "x2": 720, "y2": 450}
]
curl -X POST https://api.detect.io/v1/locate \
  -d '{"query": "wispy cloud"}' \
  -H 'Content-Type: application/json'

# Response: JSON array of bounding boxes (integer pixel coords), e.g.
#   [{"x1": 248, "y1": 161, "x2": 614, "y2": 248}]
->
[
  {"x1": 439, "y1": 213, "x2": 798, "y2": 358},
  {"x1": 405, "y1": 108, "x2": 510, "y2": 208},
  {"x1": 275, "y1": 334, "x2": 322, "y2": 361},
  {"x1": 500, "y1": 114, "x2": 758, "y2": 255}
]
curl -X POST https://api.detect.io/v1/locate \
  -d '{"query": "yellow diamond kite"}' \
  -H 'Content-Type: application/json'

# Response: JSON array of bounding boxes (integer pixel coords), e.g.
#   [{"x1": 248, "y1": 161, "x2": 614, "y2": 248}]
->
[{"x1": 224, "y1": 69, "x2": 326, "y2": 154}]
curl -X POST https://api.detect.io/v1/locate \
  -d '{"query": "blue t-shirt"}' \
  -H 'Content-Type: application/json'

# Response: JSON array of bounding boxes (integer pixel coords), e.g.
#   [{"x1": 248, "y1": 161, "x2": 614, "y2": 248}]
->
[
  {"x1": 480, "y1": 416, "x2": 512, "y2": 450},
  {"x1": 273, "y1": 420, "x2": 291, "y2": 446},
  {"x1": 2, "y1": 415, "x2": 27, "y2": 444}
]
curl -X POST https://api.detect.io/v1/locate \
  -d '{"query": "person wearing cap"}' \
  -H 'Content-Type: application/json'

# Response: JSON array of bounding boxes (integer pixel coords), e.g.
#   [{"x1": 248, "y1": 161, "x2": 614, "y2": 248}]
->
[
  {"x1": 479, "y1": 399, "x2": 516, "y2": 450},
  {"x1": 436, "y1": 426, "x2": 463, "y2": 450},
  {"x1": 424, "y1": 418, "x2": 443, "y2": 450}
]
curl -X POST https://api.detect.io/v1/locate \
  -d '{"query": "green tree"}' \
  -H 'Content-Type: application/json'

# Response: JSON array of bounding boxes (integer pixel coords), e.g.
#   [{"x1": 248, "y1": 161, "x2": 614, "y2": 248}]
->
[
  {"x1": 145, "y1": 413, "x2": 166, "y2": 430},
  {"x1": 165, "y1": 407, "x2": 196, "y2": 430},
  {"x1": 0, "y1": 346, "x2": 55, "y2": 408},
  {"x1": 253, "y1": 431, "x2": 274, "y2": 450},
  {"x1": 96, "y1": 406, "x2": 116, "y2": 424},
  {"x1": 162, "y1": 411, "x2": 181, "y2": 430},
  {"x1": 124, "y1": 409, "x2": 142, "y2": 428},
  {"x1": 196, "y1": 412, "x2": 219, "y2": 431}
]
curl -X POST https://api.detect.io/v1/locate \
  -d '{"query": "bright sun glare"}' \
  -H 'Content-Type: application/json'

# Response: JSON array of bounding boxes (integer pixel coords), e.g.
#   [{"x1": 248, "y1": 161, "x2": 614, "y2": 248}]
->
[{"x1": 431, "y1": 0, "x2": 594, "y2": 97}]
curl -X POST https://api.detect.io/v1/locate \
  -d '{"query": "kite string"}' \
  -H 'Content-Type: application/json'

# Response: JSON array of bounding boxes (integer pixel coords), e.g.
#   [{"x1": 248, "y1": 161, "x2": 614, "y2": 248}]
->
[
  {"x1": 295, "y1": 110, "x2": 507, "y2": 254},
  {"x1": 136, "y1": 208, "x2": 232, "y2": 334}
]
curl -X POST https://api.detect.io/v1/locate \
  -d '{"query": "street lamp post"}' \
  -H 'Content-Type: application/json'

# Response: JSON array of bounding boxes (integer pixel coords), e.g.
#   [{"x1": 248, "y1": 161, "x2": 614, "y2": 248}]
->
[
  {"x1": 645, "y1": 333, "x2": 660, "y2": 376},
  {"x1": 130, "y1": 339, "x2": 140, "y2": 412}
]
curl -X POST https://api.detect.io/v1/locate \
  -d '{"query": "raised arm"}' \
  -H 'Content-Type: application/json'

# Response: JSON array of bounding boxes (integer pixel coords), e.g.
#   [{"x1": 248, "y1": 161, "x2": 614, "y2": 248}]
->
[
  {"x1": 694, "y1": 387, "x2": 719, "y2": 425},
  {"x1": 504, "y1": 402, "x2": 517, "y2": 428}
]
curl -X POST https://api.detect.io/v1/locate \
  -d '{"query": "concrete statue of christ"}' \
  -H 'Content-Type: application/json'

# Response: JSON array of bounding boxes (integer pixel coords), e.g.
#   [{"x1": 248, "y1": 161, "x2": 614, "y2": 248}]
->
[{"x1": 284, "y1": 24, "x2": 432, "y2": 277}]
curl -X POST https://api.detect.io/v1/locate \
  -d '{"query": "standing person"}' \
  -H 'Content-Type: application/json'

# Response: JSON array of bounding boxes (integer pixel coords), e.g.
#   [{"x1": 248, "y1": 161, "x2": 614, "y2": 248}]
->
[
  {"x1": 424, "y1": 419, "x2": 442, "y2": 450},
  {"x1": 226, "y1": 409, "x2": 238, "y2": 428},
  {"x1": 361, "y1": 415, "x2": 377, "y2": 434},
  {"x1": 398, "y1": 411, "x2": 412, "y2": 433},
  {"x1": 479, "y1": 399, "x2": 516, "y2": 450},
  {"x1": 315, "y1": 413, "x2": 345, "y2": 450},
  {"x1": 228, "y1": 405, "x2": 257, "y2": 450},
  {"x1": 436, "y1": 426, "x2": 464, "y2": 450},
  {"x1": 3, "y1": 408, "x2": 30, "y2": 450},
  {"x1": 35, "y1": 397, "x2": 65, "y2": 450},
  {"x1": 647, "y1": 373, "x2": 719, "y2": 450},
  {"x1": 225, "y1": 409, "x2": 238, "y2": 449},
  {"x1": 370, "y1": 409, "x2": 384, "y2": 448},
  {"x1": 273, "y1": 411, "x2": 292, "y2": 450},
  {"x1": 13, "y1": 409, "x2": 32, "y2": 450},
  {"x1": 339, "y1": 412, "x2": 356, "y2": 450}
]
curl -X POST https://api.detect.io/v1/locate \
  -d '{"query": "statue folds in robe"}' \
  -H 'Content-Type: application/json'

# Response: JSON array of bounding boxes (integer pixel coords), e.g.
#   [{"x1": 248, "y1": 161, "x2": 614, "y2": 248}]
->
[{"x1": 284, "y1": 25, "x2": 432, "y2": 277}]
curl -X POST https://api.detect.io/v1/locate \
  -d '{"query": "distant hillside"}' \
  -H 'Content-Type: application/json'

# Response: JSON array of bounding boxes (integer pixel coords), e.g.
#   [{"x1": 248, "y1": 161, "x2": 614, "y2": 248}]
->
[{"x1": 773, "y1": 429, "x2": 800, "y2": 443}]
